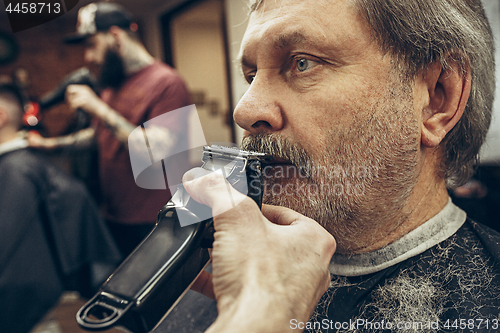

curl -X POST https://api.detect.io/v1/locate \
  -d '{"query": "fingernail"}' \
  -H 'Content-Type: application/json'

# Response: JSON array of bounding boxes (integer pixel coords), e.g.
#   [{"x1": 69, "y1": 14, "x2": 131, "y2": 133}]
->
[{"x1": 183, "y1": 173, "x2": 195, "y2": 183}]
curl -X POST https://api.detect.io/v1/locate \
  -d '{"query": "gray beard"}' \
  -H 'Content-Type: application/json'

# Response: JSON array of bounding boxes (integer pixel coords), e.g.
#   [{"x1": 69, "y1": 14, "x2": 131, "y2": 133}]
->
[{"x1": 241, "y1": 80, "x2": 420, "y2": 253}]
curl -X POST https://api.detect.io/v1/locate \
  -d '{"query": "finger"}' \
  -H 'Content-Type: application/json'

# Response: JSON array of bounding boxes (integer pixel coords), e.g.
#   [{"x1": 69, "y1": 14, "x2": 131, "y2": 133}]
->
[
  {"x1": 263, "y1": 204, "x2": 337, "y2": 260},
  {"x1": 66, "y1": 84, "x2": 86, "y2": 91},
  {"x1": 26, "y1": 131, "x2": 40, "y2": 140},
  {"x1": 65, "y1": 85, "x2": 78, "y2": 104},
  {"x1": 318, "y1": 269, "x2": 333, "y2": 299},
  {"x1": 262, "y1": 204, "x2": 309, "y2": 226},
  {"x1": 183, "y1": 168, "x2": 248, "y2": 217},
  {"x1": 190, "y1": 270, "x2": 215, "y2": 300},
  {"x1": 65, "y1": 84, "x2": 88, "y2": 100},
  {"x1": 26, "y1": 131, "x2": 43, "y2": 147},
  {"x1": 183, "y1": 167, "x2": 212, "y2": 183},
  {"x1": 65, "y1": 84, "x2": 79, "y2": 96}
]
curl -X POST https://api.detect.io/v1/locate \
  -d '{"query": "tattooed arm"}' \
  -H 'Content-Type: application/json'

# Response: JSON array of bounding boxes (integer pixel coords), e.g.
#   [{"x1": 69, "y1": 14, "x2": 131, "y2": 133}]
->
[
  {"x1": 65, "y1": 84, "x2": 176, "y2": 151},
  {"x1": 65, "y1": 84, "x2": 134, "y2": 144},
  {"x1": 27, "y1": 127, "x2": 96, "y2": 150}
]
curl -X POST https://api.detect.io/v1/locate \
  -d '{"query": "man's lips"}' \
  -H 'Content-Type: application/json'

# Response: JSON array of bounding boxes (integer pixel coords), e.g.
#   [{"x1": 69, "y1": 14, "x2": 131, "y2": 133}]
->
[{"x1": 265, "y1": 157, "x2": 294, "y2": 165}]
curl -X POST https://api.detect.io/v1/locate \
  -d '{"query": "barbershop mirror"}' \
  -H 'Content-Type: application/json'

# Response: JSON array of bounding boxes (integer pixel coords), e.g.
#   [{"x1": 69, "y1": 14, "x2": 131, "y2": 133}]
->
[{"x1": 162, "y1": 0, "x2": 235, "y2": 156}]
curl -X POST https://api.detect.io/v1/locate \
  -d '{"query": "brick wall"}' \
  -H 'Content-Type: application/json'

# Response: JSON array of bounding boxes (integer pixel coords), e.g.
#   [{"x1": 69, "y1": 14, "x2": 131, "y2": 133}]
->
[{"x1": 0, "y1": 14, "x2": 87, "y2": 137}]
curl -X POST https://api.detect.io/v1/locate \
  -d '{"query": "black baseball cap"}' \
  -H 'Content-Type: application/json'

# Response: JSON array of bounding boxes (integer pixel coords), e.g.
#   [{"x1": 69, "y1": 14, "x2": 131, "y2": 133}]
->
[{"x1": 64, "y1": 2, "x2": 135, "y2": 44}]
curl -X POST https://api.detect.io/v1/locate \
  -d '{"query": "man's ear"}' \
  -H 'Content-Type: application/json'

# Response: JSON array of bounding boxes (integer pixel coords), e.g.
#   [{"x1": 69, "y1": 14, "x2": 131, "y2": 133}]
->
[
  {"x1": 108, "y1": 26, "x2": 125, "y2": 50},
  {"x1": 421, "y1": 58, "x2": 471, "y2": 148},
  {"x1": 0, "y1": 107, "x2": 8, "y2": 128}
]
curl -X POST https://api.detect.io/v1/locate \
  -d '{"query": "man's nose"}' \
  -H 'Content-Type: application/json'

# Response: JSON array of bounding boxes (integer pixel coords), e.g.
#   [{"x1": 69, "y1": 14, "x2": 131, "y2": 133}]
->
[{"x1": 233, "y1": 74, "x2": 285, "y2": 134}]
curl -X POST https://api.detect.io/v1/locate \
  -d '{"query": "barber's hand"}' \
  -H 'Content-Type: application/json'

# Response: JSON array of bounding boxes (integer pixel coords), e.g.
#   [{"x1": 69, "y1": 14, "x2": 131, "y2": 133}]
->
[
  {"x1": 183, "y1": 168, "x2": 336, "y2": 333},
  {"x1": 27, "y1": 131, "x2": 55, "y2": 149},
  {"x1": 65, "y1": 84, "x2": 106, "y2": 117}
]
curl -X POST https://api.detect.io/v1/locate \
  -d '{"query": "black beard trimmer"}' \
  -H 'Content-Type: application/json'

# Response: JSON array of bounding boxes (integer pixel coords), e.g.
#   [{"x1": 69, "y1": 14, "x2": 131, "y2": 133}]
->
[{"x1": 76, "y1": 145, "x2": 272, "y2": 332}]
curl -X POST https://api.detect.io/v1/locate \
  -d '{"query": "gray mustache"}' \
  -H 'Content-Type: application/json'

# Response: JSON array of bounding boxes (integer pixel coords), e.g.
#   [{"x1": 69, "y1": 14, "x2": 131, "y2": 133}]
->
[{"x1": 241, "y1": 133, "x2": 313, "y2": 178}]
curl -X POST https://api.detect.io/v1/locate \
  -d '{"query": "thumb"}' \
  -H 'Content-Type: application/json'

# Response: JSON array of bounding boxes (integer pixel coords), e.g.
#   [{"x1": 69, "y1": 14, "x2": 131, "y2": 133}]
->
[
  {"x1": 262, "y1": 204, "x2": 309, "y2": 226},
  {"x1": 183, "y1": 168, "x2": 248, "y2": 217}
]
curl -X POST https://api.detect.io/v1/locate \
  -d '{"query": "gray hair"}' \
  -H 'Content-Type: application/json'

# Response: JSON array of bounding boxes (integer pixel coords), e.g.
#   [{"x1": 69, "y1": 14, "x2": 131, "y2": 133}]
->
[{"x1": 247, "y1": 0, "x2": 495, "y2": 188}]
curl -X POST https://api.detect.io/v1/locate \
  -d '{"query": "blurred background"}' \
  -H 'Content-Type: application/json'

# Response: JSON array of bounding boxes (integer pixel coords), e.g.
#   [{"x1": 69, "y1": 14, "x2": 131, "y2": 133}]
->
[
  {"x1": 0, "y1": 0, "x2": 251, "y2": 152},
  {"x1": 0, "y1": 0, "x2": 252, "y2": 204},
  {"x1": 0, "y1": 1, "x2": 251, "y2": 332}
]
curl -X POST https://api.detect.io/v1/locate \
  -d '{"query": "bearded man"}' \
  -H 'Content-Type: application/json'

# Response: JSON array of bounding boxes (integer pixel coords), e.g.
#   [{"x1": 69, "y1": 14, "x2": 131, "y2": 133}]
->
[
  {"x1": 28, "y1": 2, "x2": 192, "y2": 256},
  {"x1": 156, "y1": 0, "x2": 500, "y2": 332}
]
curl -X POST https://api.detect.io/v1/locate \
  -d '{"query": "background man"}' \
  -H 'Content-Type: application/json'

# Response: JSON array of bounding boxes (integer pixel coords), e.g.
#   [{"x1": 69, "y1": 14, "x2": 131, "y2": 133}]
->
[
  {"x1": 161, "y1": 0, "x2": 500, "y2": 332},
  {"x1": 29, "y1": 2, "x2": 192, "y2": 256},
  {"x1": 0, "y1": 83, "x2": 121, "y2": 333}
]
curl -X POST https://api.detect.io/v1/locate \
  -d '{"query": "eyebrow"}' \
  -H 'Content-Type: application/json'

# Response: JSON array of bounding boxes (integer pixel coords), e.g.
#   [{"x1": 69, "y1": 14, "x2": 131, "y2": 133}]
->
[
  {"x1": 275, "y1": 31, "x2": 307, "y2": 49},
  {"x1": 239, "y1": 30, "x2": 309, "y2": 69}
]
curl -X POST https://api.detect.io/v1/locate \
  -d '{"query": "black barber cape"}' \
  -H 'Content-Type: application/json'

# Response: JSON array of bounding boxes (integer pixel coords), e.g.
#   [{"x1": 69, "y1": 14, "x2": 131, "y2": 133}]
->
[
  {"x1": 0, "y1": 142, "x2": 122, "y2": 333},
  {"x1": 307, "y1": 219, "x2": 500, "y2": 332},
  {"x1": 155, "y1": 206, "x2": 500, "y2": 333}
]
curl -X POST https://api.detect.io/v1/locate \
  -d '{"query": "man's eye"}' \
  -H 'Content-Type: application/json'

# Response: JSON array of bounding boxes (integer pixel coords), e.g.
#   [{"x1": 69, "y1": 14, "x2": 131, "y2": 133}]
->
[
  {"x1": 246, "y1": 74, "x2": 256, "y2": 84},
  {"x1": 294, "y1": 57, "x2": 320, "y2": 73},
  {"x1": 296, "y1": 58, "x2": 310, "y2": 72}
]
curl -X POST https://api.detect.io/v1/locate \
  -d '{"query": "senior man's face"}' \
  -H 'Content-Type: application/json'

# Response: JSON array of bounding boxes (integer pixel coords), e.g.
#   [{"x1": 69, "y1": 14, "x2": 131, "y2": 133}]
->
[{"x1": 235, "y1": 0, "x2": 423, "y2": 253}]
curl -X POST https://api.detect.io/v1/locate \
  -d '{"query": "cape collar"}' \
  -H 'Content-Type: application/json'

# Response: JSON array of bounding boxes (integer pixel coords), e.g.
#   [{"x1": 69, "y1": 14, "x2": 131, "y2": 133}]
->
[
  {"x1": 0, "y1": 136, "x2": 28, "y2": 157},
  {"x1": 329, "y1": 198, "x2": 466, "y2": 276}
]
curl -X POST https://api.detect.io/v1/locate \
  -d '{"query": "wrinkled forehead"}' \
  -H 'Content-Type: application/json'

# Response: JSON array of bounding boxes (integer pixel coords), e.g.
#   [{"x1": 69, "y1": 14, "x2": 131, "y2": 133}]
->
[
  {"x1": 250, "y1": 0, "x2": 338, "y2": 13},
  {"x1": 240, "y1": 0, "x2": 369, "y2": 60},
  {"x1": 248, "y1": 0, "x2": 360, "y2": 21},
  {"x1": 247, "y1": 0, "x2": 341, "y2": 29}
]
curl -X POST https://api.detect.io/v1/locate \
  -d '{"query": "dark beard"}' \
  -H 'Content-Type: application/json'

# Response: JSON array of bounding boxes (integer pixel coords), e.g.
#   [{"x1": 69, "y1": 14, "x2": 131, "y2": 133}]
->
[{"x1": 98, "y1": 48, "x2": 126, "y2": 89}]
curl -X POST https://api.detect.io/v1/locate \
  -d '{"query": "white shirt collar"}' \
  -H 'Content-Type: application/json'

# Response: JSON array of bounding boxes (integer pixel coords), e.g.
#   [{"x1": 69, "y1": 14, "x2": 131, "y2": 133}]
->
[
  {"x1": 329, "y1": 198, "x2": 466, "y2": 276},
  {"x1": 0, "y1": 136, "x2": 28, "y2": 156}
]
